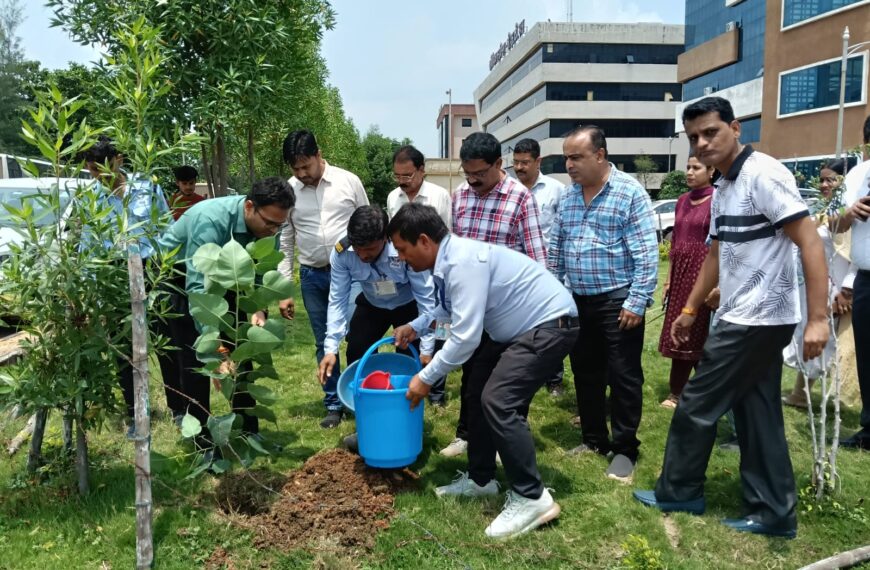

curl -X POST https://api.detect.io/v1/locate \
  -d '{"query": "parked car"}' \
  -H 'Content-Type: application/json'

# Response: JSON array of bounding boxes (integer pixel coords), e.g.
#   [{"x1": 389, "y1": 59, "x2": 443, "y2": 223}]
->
[
  {"x1": 0, "y1": 178, "x2": 81, "y2": 321},
  {"x1": 651, "y1": 199, "x2": 677, "y2": 241}
]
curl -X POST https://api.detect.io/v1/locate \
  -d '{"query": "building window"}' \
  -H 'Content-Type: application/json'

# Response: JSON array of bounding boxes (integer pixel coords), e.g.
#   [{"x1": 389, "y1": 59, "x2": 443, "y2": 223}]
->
[
  {"x1": 778, "y1": 53, "x2": 866, "y2": 117},
  {"x1": 461, "y1": 118, "x2": 472, "y2": 127},
  {"x1": 782, "y1": 0, "x2": 870, "y2": 29}
]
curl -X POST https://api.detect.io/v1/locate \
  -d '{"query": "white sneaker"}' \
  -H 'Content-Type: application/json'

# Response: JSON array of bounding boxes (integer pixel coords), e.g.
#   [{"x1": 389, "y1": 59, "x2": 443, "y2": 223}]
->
[
  {"x1": 439, "y1": 437, "x2": 468, "y2": 457},
  {"x1": 485, "y1": 489, "x2": 561, "y2": 539},
  {"x1": 434, "y1": 471, "x2": 500, "y2": 498}
]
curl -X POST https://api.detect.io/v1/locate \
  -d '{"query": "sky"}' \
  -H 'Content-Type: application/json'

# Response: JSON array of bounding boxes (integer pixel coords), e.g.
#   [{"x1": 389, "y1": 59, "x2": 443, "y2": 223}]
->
[{"x1": 17, "y1": 0, "x2": 685, "y2": 157}]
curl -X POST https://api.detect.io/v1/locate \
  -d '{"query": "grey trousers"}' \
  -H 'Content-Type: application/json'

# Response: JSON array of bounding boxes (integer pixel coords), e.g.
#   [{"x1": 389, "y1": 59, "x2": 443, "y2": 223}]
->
[
  {"x1": 655, "y1": 321, "x2": 797, "y2": 529},
  {"x1": 466, "y1": 325, "x2": 579, "y2": 498}
]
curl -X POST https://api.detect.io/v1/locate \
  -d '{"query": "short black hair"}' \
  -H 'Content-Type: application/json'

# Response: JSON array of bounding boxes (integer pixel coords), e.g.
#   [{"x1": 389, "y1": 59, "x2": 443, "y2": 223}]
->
[
  {"x1": 459, "y1": 132, "x2": 501, "y2": 165},
  {"x1": 863, "y1": 114, "x2": 870, "y2": 144},
  {"x1": 820, "y1": 158, "x2": 846, "y2": 176},
  {"x1": 393, "y1": 145, "x2": 425, "y2": 169},
  {"x1": 564, "y1": 124, "x2": 608, "y2": 158},
  {"x1": 248, "y1": 176, "x2": 295, "y2": 209},
  {"x1": 282, "y1": 130, "x2": 319, "y2": 165},
  {"x1": 682, "y1": 96, "x2": 736, "y2": 124},
  {"x1": 387, "y1": 203, "x2": 449, "y2": 245},
  {"x1": 78, "y1": 135, "x2": 120, "y2": 164},
  {"x1": 513, "y1": 138, "x2": 540, "y2": 159},
  {"x1": 173, "y1": 165, "x2": 198, "y2": 182},
  {"x1": 347, "y1": 205, "x2": 389, "y2": 246}
]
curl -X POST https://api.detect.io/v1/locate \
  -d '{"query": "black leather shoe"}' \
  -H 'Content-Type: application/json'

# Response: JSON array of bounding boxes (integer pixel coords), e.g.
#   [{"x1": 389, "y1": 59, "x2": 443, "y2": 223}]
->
[
  {"x1": 721, "y1": 517, "x2": 796, "y2": 539},
  {"x1": 840, "y1": 431, "x2": 870, "y2": 450},
  {"x1": 633, "y1": 490, "x2": 705, "y2": 514},
  {"x1": 320, "y1": 410, "x2": 343, "y2": 429}
]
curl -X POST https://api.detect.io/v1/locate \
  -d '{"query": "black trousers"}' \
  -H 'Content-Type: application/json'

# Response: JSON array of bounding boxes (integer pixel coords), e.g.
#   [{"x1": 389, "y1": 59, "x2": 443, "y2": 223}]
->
[
  {"x1": 346, "y1": 294, "x2": 419, "y2": 366},
  {"x1": 119, "y1": 271, "x2": 193, "y2": 418},
  {"x1": 569, "y1": 290, "x2": 645, "y2": 461},
  {"x1": 466, "y1": 325, "x2": 579, "y2": 498},
  {"x1": 854, "y1": 270, "x2": 870, "y2": 435},
  {"x1": 455, "y1": 332, "x2": 489, "y2": 440},
  {"x1": 655, "y1": 322, "x2": 797, "y2": 529}
]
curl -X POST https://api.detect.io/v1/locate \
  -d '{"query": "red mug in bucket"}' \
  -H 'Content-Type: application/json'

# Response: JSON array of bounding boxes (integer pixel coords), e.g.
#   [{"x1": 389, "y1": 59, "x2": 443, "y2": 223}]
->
[{"x1": 361, "y1": 370, "x2": 393, "y2": 390}]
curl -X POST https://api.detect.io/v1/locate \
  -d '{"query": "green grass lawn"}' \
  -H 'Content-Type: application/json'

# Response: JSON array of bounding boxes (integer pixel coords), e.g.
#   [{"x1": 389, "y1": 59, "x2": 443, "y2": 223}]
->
[{"x1": 1, "y1": 263, "x2": 869, "y2": 569}]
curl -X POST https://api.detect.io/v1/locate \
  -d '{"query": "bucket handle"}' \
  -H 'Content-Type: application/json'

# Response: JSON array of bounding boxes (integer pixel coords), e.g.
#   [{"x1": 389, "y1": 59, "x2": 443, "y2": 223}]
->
[{"x1": 353, "y1": 337, "x2": 421, "y2": 397}]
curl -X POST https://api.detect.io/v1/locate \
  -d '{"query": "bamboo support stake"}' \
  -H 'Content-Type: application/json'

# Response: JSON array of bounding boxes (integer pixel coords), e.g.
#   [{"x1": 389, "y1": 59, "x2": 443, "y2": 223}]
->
[{"x1": 128, "y1": 252, "x2": 154, "y2": 569}]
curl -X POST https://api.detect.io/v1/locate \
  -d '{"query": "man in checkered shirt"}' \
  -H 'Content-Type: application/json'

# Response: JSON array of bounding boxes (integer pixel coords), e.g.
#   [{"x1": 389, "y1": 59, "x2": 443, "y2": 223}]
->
[
  {"x1": 438, "y1": 132, "x2": 546, "y2": 459},
  {"x1": 548, "y1": 125, "x2": 658, "y2": 483}
]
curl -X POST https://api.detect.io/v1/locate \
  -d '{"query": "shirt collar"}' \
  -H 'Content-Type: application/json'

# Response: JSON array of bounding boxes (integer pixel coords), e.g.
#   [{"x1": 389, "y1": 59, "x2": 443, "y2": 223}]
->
[
  {"x1": 722, "y1": 145, "x2": 754, "y2": 181},
  {"x1": 433, "y1": 235, "x2": 453, "y2": 280},
  {"x1": 234, "y1": 196, "x2": 249, "y2": 234}
]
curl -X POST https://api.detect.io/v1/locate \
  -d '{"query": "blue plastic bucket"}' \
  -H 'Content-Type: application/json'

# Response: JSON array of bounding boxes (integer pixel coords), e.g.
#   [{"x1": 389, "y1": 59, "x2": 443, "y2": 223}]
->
[{"x1": 351, "y1": 338, "x2": 424, "y2": 468}]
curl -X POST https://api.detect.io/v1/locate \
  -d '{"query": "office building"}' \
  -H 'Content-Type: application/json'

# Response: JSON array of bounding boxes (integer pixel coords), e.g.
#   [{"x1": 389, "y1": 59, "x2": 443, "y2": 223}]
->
[{"x1": 436, "y1": 104, "x2": 479, "y2": 160}]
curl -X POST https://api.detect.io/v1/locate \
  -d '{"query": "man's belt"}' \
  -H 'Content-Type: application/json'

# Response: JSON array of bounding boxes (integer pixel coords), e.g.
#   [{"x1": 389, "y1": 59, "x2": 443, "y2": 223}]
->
[{"x1": 535, "y1": 315, "x2": 580, "y2": 330}]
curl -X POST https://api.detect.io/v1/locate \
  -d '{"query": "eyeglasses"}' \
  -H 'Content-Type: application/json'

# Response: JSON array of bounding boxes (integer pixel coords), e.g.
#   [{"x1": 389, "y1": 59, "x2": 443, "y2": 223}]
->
[
  {"x1": 392, "y1": 171, "x2": 418, "y2": 183},
  {"x1": 512, "y1": 158, "x2": 535, "y2": 168},
  {"x1": 461, "y1": 163, "x2": 495, "y2": 180},
  {"x1": 254, "y1": 208, "x2": 288, "y2": 231}
]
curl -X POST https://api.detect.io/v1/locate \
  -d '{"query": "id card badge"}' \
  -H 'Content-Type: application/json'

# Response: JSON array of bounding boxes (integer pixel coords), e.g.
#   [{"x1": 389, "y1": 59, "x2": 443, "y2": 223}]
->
[
  {"x1": 434, "y1": 318, "x2": 452, "y2": 340},
  {"x1": 373, "y1": 279, "x2": 398, "y2": 297}
]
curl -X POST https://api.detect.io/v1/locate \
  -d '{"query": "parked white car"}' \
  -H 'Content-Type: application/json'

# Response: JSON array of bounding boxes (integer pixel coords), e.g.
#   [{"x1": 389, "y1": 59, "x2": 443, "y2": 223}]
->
[
  {"x1": 0, "y1": 177, "x2": 81, "y2": 268},
  {"x1": 651, "y1": 199, "x2": 677, "y2": 241}
]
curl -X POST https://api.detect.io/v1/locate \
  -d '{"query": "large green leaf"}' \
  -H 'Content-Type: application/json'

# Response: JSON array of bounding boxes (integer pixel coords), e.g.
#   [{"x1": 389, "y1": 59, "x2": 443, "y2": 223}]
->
[
  {"x1": 231, "y1": 325, "x2": 282, "y2": 361},
  {"x1": 246, "y1": 236, "x2": 279, "y2": 260},
  {"x1": 189, "y1": 292, "x2": 229, "y2": 329},
  {"x1": 181, "y1": 413, "x2": 202, "y2": 438},
  {"x1": 192, "y1": 243, "x2": 221, "y2": 275},
  {"x1": 194, "y1": 329, "x2": 221, "y2": 357},
  {"x1": 246, "y1": 434, "x2": 270, "y2": 455},
  {"x1": 212, "y1": 240, "x2": 255, "y2": 291},
  {"x1": 258, "y1": 270, "x2": 294, "y2": 303},
  {"x1": 247, "y1": 384, "x2": 278, "y2": 405},
  {"x1": 207, "y1": 413, "x2": 236, "y2": 447},
  {"x1": 255, "y1": 249, "x2": 284, "y2": 274},
  {"x1": 262, "y1": 318, "x2": 286, "y2": 342},
  {"x1": 237, "y1": 292, "x2": 263, "y2": 315},
  {"x1": 251, "y1": 404, "x2": 277, "y2": 425}
]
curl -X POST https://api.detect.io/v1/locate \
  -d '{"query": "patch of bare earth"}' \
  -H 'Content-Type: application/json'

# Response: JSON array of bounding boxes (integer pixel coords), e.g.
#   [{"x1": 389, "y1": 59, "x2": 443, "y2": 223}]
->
[{"x1": 223, "y1": 449, "x2": 418, "y2": 553}]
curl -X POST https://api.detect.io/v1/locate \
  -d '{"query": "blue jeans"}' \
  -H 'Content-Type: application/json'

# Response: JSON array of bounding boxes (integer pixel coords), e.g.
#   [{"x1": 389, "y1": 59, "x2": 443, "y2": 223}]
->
[{"x1": 300, "y1": 265, "x2": 342, "y2": 411}]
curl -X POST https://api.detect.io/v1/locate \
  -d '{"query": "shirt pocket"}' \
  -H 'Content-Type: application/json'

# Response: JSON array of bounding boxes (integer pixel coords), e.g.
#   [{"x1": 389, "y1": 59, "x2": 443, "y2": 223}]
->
[{"x1": 587, "y1": 210, "x2": 626, "y2": 247}]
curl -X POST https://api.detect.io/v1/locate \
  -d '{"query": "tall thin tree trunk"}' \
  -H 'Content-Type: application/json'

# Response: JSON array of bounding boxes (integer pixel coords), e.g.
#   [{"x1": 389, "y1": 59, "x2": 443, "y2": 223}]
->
[
  {"x1": 62, "y1": 413, "x2": 73, "y2": 454},
  {"x1": 201, "y1": 142, "x2": 215, "y2": 198},
  {"x1": 128, "y1": 252, "x2": 154, "y2": 569},
  {"x1": 75, "y1": 414, "x2": 89, "y2": 495},
  {"x1": 216, "y1": 124, "x2": 228, "y2": 197},
  {"x1": 247, "y1": 124, "x2": 255, "y2": 188},
  {"x1": 26, "y1": 408, "x2": 47, "y2": 473}
]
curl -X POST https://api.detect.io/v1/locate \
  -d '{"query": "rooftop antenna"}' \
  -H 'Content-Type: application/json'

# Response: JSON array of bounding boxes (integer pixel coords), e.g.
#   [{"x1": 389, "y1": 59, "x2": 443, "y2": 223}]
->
[{"x1": 566, "y1": 0, "x2": 573, "y2": 22}]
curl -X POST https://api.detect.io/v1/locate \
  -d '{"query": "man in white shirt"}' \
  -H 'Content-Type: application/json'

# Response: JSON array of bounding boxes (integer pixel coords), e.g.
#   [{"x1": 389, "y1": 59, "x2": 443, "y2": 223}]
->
[
  {"x1": 386, "y1": 144, "x2": 452, "y2": 405},
  {"x1": 278, "y1": 130, "x2": 370, "y2": 428},
  {"x1": 839, "y1": 115, "x2": 870, "y2": 450},
  {"x1": 634, "y1": 97, "x2": 829, "y2": 539},
  {"x1": 512, "y1": 138, "x2": 566, "y2": 397},
  {"x1": 386, "y1": 145, "x2": 451, "y2": 226}
]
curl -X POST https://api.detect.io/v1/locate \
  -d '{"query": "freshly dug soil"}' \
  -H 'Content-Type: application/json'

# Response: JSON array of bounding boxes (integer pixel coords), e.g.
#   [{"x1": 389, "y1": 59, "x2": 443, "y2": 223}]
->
[{"x1": 246, "y1": 449, "x2": 418, "y2": 551}]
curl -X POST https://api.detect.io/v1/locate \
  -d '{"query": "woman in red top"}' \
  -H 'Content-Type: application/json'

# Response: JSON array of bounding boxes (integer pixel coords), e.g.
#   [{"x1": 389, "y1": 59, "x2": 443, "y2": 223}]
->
[{"x1": 658, "y1": 156, "x2": 717, "y2": 408}]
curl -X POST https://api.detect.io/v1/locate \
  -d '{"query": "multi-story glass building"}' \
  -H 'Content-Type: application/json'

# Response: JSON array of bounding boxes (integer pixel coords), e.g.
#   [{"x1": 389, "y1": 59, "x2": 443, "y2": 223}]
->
[
  {"x1": 473, "y1": 22, "x2": 688, "y2": 188},
  {"x1": 677, "y1": 0, "x2": 766, "y2": 144}
]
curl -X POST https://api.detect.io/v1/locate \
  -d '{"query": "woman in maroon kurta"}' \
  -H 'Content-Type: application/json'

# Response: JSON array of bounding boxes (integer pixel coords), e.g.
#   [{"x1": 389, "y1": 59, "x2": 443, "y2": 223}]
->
[{"x1": 658, "y1": 156, "x2": 716, "y2": 408}]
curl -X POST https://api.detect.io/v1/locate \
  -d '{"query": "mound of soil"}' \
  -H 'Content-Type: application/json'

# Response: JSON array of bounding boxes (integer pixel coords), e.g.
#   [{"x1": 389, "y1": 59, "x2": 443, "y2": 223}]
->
[{"x1": 247, "y1": 449, "x2": 418, "y2": 551}]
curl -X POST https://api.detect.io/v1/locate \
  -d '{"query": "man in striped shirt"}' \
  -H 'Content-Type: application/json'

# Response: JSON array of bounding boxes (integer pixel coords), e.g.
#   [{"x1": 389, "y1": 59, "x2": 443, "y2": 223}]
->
[
  {"x1": 439, "y1": 132, "x2": 546, "y2": 458},
  {"x1": 548, "y1": 125, "x2": 658, "y2": 483}
]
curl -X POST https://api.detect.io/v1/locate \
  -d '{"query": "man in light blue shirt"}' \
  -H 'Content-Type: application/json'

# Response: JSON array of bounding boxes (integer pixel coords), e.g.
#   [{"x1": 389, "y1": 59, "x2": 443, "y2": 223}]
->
[
  {"x1": 512, "y1": 137, "x2": 566, "y2": 397},
  {"x1": 318, "y1": 205, "x2": 436, "y2": 383},
  {"x1": 389, "y1": 203, "x2": 578, "y2": 540}
]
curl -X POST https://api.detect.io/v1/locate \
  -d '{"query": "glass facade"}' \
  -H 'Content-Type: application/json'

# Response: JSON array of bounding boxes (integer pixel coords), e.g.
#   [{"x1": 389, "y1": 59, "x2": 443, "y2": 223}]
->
[
  {"x1": 683, "y1": 0, "x2": 766, "y2": 100},
  {"x1": 541, "y1": 154, "x2": 675, "y2": 175},
  {"x1": 499, "y1": 119, "x2": 677, "y2": 156},
  {"x1": 740, "y1": 116, "x2": 761, "y2": 143},
  {"x1": 480, "y1": 48, "x2": 543, "y2": 113},
  {"x1": 783, "y1": 0, "x2": 869, "y2": 27},
  {"x1": 779, "y1": 55, "x2": 865, "y2": 116},
  {"x1": 485, "y1": 82, "x2": 682, "y2": 131},
  {"x1": 542, "y1": 43, "x2": 682, "y2": 65}
]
